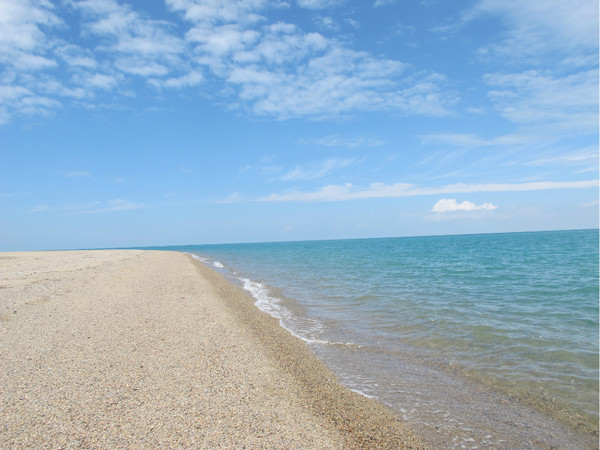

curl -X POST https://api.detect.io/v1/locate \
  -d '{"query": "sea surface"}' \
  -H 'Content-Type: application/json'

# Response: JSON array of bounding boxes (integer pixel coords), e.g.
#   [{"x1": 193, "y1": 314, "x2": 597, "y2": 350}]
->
[{"x1": 149, "y1": 229, "x2": 599, "y2": 448}]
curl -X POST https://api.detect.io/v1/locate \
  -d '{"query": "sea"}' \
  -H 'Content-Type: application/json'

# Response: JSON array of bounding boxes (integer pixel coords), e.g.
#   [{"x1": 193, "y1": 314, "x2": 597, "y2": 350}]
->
[{"x1": 148, "y1": 229, "x2": 599, "y2": 448}]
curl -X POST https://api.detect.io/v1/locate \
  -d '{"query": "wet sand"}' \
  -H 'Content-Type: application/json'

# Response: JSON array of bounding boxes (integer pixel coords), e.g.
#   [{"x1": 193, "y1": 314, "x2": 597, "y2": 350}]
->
[{"x1": 0, "y1": 250, "x2": 423, "y2": 448}]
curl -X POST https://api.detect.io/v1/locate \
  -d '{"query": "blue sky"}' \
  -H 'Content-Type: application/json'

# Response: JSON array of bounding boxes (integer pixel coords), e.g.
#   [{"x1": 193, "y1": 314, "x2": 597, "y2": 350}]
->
[{"x1": 1, "y1": 0, "x2": 598, "y2": 250}]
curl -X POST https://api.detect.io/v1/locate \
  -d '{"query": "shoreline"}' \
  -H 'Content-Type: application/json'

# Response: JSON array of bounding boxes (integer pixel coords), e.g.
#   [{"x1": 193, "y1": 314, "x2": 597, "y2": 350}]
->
[
  {"x1": 0, "y1": 250, "x2": 423, "y2": 448},
  {"x1": 187, "y1": 245, "x2": 598, "y2": 449}
]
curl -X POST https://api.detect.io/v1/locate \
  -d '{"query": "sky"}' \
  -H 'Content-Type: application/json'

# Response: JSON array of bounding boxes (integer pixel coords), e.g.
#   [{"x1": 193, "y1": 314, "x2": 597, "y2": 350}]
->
[{"x1": 0, "y1": 0, "x2": 598, "y2": 251}]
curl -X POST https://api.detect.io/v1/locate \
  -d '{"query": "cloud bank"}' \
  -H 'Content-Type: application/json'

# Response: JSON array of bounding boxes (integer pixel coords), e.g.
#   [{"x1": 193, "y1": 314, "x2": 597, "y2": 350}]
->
[
  {"x1": 257, "y1": 179, "x2": 598, "y2": 203},
  {"x1": 0, "y1": 0, "x2": 456, "y2": 123}
]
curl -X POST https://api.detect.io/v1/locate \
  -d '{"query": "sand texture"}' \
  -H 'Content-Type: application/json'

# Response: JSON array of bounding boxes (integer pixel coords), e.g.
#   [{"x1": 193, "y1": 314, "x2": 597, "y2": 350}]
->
[{"x1": 0, "y1": 250, "x2": 423, "y2": 448}]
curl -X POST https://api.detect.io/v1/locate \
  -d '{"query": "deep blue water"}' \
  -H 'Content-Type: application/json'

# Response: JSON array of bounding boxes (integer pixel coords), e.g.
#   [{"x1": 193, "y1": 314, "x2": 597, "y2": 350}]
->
[{"x1": 148, "y1": 229, "x2": 599, "y2": 447}]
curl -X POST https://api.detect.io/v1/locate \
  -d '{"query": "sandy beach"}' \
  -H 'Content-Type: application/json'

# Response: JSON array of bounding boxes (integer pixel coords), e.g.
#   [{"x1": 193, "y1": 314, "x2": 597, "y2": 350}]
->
[{"x1": 0, "y1": 250, "x2": 423, "y2": 448}]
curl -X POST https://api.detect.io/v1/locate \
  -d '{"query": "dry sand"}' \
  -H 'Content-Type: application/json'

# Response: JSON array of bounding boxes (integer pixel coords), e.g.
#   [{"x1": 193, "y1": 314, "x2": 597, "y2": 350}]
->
[{"x1": 0, "y1": 250, "x2": 424, "y2": 448}]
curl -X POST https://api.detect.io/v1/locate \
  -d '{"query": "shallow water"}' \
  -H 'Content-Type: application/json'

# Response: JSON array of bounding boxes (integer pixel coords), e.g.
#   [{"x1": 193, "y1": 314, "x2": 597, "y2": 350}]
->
[{"x1": 151, "y1": 229, "x2": 599, "y2": 447}]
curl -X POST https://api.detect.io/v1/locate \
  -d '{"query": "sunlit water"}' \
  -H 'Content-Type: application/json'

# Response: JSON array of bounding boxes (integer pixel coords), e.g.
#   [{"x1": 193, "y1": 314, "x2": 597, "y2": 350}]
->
[{"x1": 150, "y1": 230, "x2": 599, "y2": 448}]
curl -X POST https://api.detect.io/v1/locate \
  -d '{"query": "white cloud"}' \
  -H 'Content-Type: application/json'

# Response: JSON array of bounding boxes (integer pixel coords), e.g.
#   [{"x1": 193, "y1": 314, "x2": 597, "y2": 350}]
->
[
  {"x1": 470, "y1": 0, "x2": 598, "y2": 65},
  {"x1": 259, "y1": 179, "x2": 599, "y2": 202},
  {"x1": 227, "y1": 47, "x2": 452, "y2": 118},
  {"x1": 0, "y1": 85, "x2": 31, "y2": 102},
  {"x1": 296, "y1": 0, "x2": 344, "y2": 9},
  {"x1": 169, "y1": 0, "x2": 455, "y2": 119},
  {"x1": 437, "y1": 0, "x2": 600, "y2": 159},
  {"x1": 12, "y1": 53, "x2": 57, "y2": 71},
  {"x1": 18, "y1": 95, "x2": 61, "y2": 116},
  {"x1": 526, "y1": 149, "x2": 599, "y2": 168},
  {"x1": 0, "y1": 0, "x2": 457, "y2": 122},
  {"x1": 30, "y1": 204, "x2": 50, "y2": 212},
  {"x1": 0, "y1": 0, "x2": 69, "y2": 121},
  {"x1": 432, "y1": 198, "x2": 497, "y2": 213},
  {"x1": 65, "y1": 171, "x2": 91, "y2": 178},
  {"x1": 187, "y1": 24, "x2": 260, "y2": 59},
  {"x1": 166, "y1": 0, "x2": 270, "y2": 24},
  {"x1": 278, "y1": 158, "x2": 355, "y2": 181},
  {"x1": 0, "y1": 191, "x2": 31, "y2": 199},
  {"x1": 313, "y1": 16, "x2": 339, "y2": 31},
  {"x1": 67, "y1": 199, "x2": 144, "y2": 215},
  {"x1": 217, "y1": 192, "x2": 244, "y2": 204},
  {"x1": 374, "y1": 0, "x2": 397, "y2": 6},
  {"x1": 582, "y1": 200, "x2": 599, "y2": 208},
  {"x1": 38, "y1": 80, "x2": 88, "y2": 99},
  {"x1": 485, "y1": 69, "x2": 598, "y2": 135},
  {"x1": 74, "y1": 0, "x2": 187, "y2": 84},
  {"x1": 150, "y1": 71, "x2": 203, "y2": 89},
  {"x1": 306, "y1": 134, "x2": 386, "y2": 148},
  {"x1": 418, "y1": 132, "x2": 539, "y2": 148},
  {"x1": 422, "y1": 0, "x2": 599, "y2": 166},
  {"x1": 115, "y1": 58, "x2": 169, "y2": 77},
  {"x1": 0, "y1": 0, "x2": 62, "y2": 59},
  {"x1": 57, "y1": 45, "x2": 98, "y2": 69},
  {"x1": 421, "y1": 69, "x2": 598, "y2": 153},
  {"x1": 32, "y1": 198, "x2": 144, "y2": 214},
  {"x1": 74, "y1": 72, "x2": 119, "y2": 90}
]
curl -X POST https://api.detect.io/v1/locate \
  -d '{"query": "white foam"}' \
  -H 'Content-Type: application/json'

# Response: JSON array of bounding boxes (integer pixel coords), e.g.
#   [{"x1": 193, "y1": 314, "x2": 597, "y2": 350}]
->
[
  {"x1": 186, "y1": 253, "x2": 356, "y2": 348},
  {"x1": 241, "y1": 278, "x2": 284, "y2": 319},
  {"x1": 239, "y1": 278, "x2": 326, "y2": 344},
  {"x1": 351, "y1": 388, "x2": 376, "y2": 398},
  {"x1": 188, "y1": 253, "x2": 209, "y2": 263}
]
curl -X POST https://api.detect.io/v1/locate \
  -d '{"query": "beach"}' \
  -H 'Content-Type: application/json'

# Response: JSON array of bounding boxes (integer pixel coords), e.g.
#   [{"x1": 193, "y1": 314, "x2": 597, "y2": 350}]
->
[{"x1": 0, "y1": 250, "x2": 423, "y2": 448}]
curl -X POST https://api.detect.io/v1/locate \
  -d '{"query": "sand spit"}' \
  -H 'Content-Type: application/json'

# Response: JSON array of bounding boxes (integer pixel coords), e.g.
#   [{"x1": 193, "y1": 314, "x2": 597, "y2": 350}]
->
[{"x1": 0, "y1": 250, "x2": 423, "y2": 448}]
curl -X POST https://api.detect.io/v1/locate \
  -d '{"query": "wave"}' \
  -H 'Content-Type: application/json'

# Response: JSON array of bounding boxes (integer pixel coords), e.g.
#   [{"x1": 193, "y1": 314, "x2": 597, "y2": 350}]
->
[{"x1": 188, "y1": 252, "x2": 358, "y2": 348}]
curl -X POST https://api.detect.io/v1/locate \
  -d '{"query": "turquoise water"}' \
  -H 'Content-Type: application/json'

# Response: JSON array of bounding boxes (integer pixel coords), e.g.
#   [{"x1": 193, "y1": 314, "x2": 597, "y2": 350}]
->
[{"x1": 152, "y1": 229, "x2": 599, "y2": 447}]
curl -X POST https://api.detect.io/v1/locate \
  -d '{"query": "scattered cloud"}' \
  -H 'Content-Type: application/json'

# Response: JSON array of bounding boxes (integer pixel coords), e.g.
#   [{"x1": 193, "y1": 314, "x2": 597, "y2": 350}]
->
[
  {"x1": 278, "y1": 158, "x2": 355, "y2": 181},
  {"x1": 28, "y1": 198, "x2": 144, "y2": 214},
  {"x1": 57, "y1": 45, "x2": 98, "y2": 69},
  {"x1": 67, "y1": 199, "x2": 144, "y2": 215},
  {"x1": 261, "y1": 165, "x2": 284, "y2": 175},
  {"x1": 374, "y1": 0, "x2": 397, "y2": 6},
  {"x1": 296, "y1": 0, "x2": 345, "y2": 9},
  {"x1": 0, "y1": 0, "x2": 62, "y2": 68},
  {"x1": 168, "y1": 0, "x2": 456, "y2": 119},
  {"x1": 258, "y1": 179, "x2": 598, "y2": 202},
  {"x1": 525, "y1": 149, "x2": 599, "y2": 168},
  {"x1": 0, "y1": 3, "x2": 87, "y2": 121},
  {"x1": 73, "y1": 72, "x2": 120, "y2": 91},
  {"x1": 432, "y1": 198, "x2": 497, "y2": 213},
  {"x1": 227, "y1": 48, "x2": 453, "y2": 118},
  {"x1": 216, "y1": 192, "x2": 244, "y2": 204},
  {"x1": 418, "y1": 132, "x2": 540, "y2": 148},
  {"x1": 64, "y1": 171, "x2": 92, "y2": 178},
  {"x1": 0, "y1": 0, "x2": 458, "y2": 123},
  {"x1": 313, "y1": 15, "x2": 339, "y2": 31},
  {"x1": 73, "y1": 0, "x2": 188, "y2": 83},
  {"x1": 484, "y1": 69, "x2": 598, "y2": 135},
  {"x1": 30, "y1": 204, "x2": 50, "y2": 212},
  {"x1": 0, "y1": 0, "x2": 595, "y2": 128},
  {"x1": 469, "y1": 0, "x2": 598, "y2": 66},
  {"x1": 345, "y1": 18, "x2": 360, "y2": 29},
  {"x1": 305, "y1": 134, "x2": 387, "y2": 148},
  {"x1": 149, "y1": 70, "x2": 203, "y2": 89},
  {"x1": 420, "y1": 69, "x2": 598, "y2": 152},
  {"x1": 433, "y1": 0, "x2": 600, "y2": 154},
  {"x1": 1, "y1": 191, "x2": 31, "y2": 199}
]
